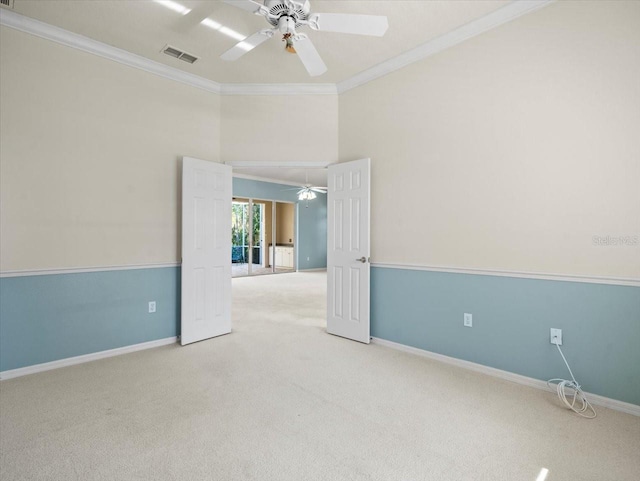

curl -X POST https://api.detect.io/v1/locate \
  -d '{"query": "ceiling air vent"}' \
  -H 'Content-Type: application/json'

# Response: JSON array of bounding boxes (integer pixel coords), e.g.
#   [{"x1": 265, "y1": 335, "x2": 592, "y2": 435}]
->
[
  {"x1": 0, "y1": 0, "x2": 15, "y2": 9},
  {"x1": 161, "y1": 45, "x2": 199, "y2": 64}
]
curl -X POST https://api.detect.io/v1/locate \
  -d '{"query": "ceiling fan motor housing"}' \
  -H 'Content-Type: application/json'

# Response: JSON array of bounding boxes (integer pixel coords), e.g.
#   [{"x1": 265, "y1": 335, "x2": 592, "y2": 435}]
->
[
  {"x1": 278, "y1": 16, "x2": 297, "y2": 34},
  {"x1": 265, "y1": 0, "x2": 311, "y2": 28}
]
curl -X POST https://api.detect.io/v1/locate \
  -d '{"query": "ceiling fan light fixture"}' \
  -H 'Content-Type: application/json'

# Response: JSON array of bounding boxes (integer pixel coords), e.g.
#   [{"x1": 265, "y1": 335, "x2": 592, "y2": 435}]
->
[
  {"x1": 298, "y1": 190, "x2": 317, "y2": 201},
  {"x1": 283, "y1": 33, "x2": 296, "y2": 53}
]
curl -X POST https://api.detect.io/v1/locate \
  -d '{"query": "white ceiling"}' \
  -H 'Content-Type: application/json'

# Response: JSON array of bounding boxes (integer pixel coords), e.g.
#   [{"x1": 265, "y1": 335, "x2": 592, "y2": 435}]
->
[
  {"x1": 7, "y1": 0, "x2": 516, "y2": 187},
  {"x1": 12, "y1": 0, "x2": 510, "y2": 84}
]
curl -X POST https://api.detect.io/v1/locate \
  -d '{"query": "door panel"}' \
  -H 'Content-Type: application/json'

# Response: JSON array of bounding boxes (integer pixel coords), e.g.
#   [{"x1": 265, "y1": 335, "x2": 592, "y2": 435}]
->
[
  {"x1": 327, "y1": 158, "x2": 371, "y2": 343},
  {"x1": 181, "y1": 157, "x2": 232, "y2": 345}
]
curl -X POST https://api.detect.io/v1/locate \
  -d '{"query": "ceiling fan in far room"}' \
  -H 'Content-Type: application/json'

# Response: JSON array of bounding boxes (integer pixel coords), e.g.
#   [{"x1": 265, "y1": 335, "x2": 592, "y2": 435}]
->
[
  {"x1": 283, "y1": 171, "x2": 328, "y2": 202},
  {"x1": 296, "y1": 183, "x2": 327, "y2": 201},
  {"x1": 222, "y1": 0, "x2": 389, "y2": 76}
]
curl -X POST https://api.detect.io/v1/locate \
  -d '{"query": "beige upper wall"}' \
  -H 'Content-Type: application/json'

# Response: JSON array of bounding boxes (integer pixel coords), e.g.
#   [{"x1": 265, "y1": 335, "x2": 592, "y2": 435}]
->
[
  {"x1": 3, "y1": 0, "x2": 639, "y2": 279},
  {"x1": 0, "y1": 27, "x2": 221, "y2": 271},
  {"x1": 221, "y1": 94, "x2": 338, "y2": 164},
  {"x1": 339, "y1": 0, "x2": 640, "y2": 279}
]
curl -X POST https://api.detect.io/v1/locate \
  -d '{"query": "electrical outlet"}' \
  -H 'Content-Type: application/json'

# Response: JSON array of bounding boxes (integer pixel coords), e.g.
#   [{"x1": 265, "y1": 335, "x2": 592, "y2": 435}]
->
[
  {"x1": 464, "y1": 313, "x2": 473, "y2": 327},
  {"x1": 307, "y1": 257, "x2": 310, "y2": 261},
  {"x1": 148, "y1": 301, "x2": 156, "y2": 313},
  {"x1": 550, "y1": 328, "x2": 562, "y2": 345}
]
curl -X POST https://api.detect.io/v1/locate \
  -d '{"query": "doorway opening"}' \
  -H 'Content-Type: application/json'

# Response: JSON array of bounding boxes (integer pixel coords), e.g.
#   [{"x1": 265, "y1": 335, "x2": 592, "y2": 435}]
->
[{"x1": 232, "y1": 197, "x2": 296, "y2": 277}]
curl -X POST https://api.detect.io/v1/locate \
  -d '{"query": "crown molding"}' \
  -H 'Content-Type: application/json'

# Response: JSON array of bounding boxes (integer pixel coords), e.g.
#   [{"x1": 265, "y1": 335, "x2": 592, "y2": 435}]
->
[
  {"x1": 0, "y1": 8, "x2": 222, "y2": 94},
  {"x1": 336, "y1": 0, "x2": 555, "y2": 94},
  {"x1": 2, "y1": 2, "x2": 554, "y2": 97},
  {"x1": 221, "y1": 83, "x2": 337, "y2": 96}
]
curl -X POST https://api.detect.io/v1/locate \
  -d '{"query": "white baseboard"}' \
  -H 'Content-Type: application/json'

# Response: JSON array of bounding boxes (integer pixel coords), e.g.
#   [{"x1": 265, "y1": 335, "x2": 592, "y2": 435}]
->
[
  {"x1": 298, "y1": 268, "x2": 327, "y2": 272},
  {"x1": 0, "y1": 337, "x2": 178, "y2": 380},
  {"x1": 371, "y1": 337, "x2": 640, "y2": 417}
]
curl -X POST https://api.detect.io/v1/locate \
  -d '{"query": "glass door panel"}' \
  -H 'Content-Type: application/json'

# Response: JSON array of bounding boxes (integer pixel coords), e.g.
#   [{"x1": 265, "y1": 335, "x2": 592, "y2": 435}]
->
[
  {"x1": 249, "y1": 202, "x2": 265, "y2": 276},
  {"x1": 231, "y1": 198, "x2": 295, "y2": 277},
  {"x1": 231, "y1": 200, "x2": 249, "y2": 277}
]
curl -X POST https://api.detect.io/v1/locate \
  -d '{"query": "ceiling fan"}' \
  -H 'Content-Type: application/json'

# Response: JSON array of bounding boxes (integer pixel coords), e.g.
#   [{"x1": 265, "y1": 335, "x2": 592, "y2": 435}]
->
[
  {"x1": 283, "y1": 170, "x2": 328, "y2": 201},
  {"x1": 296, "y1": 184, "x2": 327, "y2": 200},
  {"x1": 221, "y1": 0, "x2": 389, "y2": 76}
]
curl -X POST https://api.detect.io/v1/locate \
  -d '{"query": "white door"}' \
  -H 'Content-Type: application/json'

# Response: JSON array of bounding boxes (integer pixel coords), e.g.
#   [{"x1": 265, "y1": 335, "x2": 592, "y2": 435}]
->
[
  {"x1": 327, "y1": 158, "x2": 371, "y2": 343},
  {"x1": 181, "y1": 157, "x2": 232, "y2": 345}
]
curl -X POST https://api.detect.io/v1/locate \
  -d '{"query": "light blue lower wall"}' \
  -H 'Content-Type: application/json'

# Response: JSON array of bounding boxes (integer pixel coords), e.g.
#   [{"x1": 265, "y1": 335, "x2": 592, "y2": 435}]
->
[
  {"x1": 1, "y1": 178, "x2": 326, "y2": 373},
  {"x1": 4, "y1": 264, "x2": 637, "y2": 407},
  {"x1": 0, "y1": 267, "x2": 180, "y2": 372},
  {"x1": 232, "y1": 177, "x2": 327, "y2": 270},
  {"x1": 371, "y1": 267, "x2": 640, "y2": 406},
  {"x1": 297, "y1": 200, "x2": 327, "y2": 270}
]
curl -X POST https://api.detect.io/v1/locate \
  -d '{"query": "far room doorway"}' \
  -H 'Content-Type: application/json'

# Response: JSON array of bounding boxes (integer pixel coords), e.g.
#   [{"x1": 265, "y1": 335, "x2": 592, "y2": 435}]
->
[
  {"x1": 232, "y1": 197, "x2": 296, "y2": 277},
  {"x1": 181, "y1": 158, "x2": 370, "y2": 347}
]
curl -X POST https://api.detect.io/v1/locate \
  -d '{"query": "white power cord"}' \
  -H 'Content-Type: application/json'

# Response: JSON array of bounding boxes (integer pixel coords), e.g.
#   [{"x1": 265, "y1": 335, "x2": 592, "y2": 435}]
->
[{"x1": 547, "y1": 339, "x2": 596, "y2": 419}]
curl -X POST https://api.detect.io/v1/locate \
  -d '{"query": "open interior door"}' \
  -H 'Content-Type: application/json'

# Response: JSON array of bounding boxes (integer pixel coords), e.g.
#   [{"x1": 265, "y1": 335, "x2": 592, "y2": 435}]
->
[
  {"x1": 327, "y1": 158, "x2": 371, "y2": 343},
  {"x1": 181, "y1": 157, "x2": 232, "y2": 345}
]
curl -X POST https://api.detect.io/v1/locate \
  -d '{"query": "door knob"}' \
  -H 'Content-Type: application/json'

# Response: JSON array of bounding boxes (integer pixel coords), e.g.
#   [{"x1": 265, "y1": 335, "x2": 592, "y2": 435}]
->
[{"x1": 356, "y1": 256, "x2": 367, "y2": 263}]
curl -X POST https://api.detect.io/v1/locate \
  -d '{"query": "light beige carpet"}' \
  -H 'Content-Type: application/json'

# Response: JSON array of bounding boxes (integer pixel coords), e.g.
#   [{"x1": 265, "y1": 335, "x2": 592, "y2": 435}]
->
[{"x1": 1, "y1": 271, "x2": 639, "y2": 480}]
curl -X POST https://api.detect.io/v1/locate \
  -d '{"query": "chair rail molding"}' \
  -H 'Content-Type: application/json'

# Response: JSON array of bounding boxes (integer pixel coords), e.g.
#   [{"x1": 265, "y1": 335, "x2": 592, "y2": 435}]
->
[
  {"x1": 371, "y1": 262, "x2": 640, "y2": 287},
  {"x1": 0, "y1": 262, "x2": 181, "y2": 278}
]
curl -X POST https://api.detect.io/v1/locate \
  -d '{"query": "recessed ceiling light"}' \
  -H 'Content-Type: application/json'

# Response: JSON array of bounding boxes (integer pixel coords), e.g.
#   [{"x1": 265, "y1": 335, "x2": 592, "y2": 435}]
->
[
  {"x1": 201, "y1": 18, "x2": 246, "y2": 42},
  {"x1": 153, "y1": 0, "x2": 191, "y2": 16}
]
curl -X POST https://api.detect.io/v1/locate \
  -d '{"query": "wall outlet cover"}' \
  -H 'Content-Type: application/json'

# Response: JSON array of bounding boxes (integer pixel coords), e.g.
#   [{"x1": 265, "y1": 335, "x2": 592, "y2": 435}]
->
[
  {"x1": 148, "y1": 301, "x2": 156, "y2": 313},
  {"x1": 550, "y1": 328, "x2": 562, "y2": 345},
  {"x1": 464, "y1": 313, "x2": 473, "y2": 327}
]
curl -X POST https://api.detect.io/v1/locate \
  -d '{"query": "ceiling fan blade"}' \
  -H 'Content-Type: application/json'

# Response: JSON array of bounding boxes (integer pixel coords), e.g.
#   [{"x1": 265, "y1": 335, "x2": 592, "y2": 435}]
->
[
  {"x1": 308, "y1": 13, "x2": 389, "y2": 37},
  {"x1": 292, "y1": 34, "x2": 327, "y2": 77},
  {"x1": 223, "y1": 0, "x2": 265, "y2": 15},
  {"x1": 310, "y1": 188, "x2": 327, "y2": 194},
  {"x1": 221, "y1": 29, "x2": 275, "y2": 61}
]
